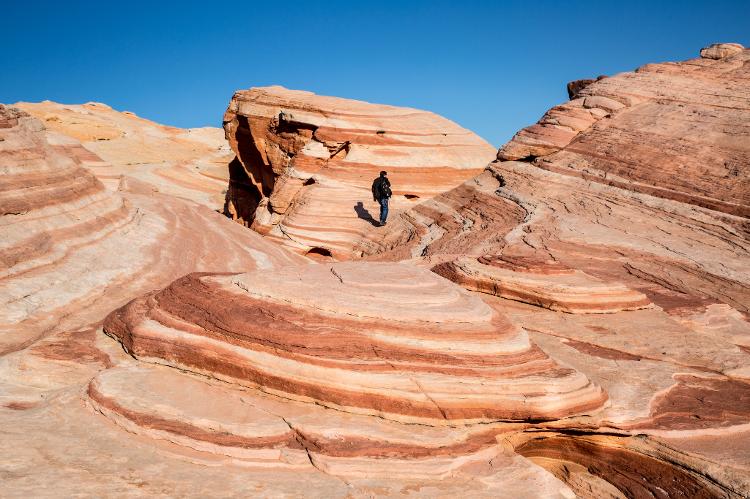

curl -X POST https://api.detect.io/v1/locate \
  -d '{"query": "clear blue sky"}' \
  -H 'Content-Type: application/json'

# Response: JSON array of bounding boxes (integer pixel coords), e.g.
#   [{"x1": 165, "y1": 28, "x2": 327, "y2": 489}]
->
[{"x1": 3, "y1": 0, "x2": 748, "y2": 146}]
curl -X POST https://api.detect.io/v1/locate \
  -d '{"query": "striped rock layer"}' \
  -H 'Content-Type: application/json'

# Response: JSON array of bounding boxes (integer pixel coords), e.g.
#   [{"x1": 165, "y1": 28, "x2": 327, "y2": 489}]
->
[
  {"x1": 0, "y1": 105, "x2": 571, "y2": 496},
  {"x1": 433, "y1": 255, "x2": 653, "y2": 314},
  {"x1": 15, "y1": 101, "x2": 233, "y2": 210},
  {"x1": 0, "y1": 104, "x2": 303, "y2": 354},
  {"x1": 354, "y1": 168, "x2": 528, "y2": 261},
  {"x1": 86, "y1": 363, "x2": 563, "y2": 483},
  {"x1": 222, "y1": 86, "x2": 496, "y2": 258},
  {"x1": 497, "y1": 43, "x2": 750, "y2": 217},
  {"x1": 103, "y1": 262, "x2": 607, "y2": 424}
]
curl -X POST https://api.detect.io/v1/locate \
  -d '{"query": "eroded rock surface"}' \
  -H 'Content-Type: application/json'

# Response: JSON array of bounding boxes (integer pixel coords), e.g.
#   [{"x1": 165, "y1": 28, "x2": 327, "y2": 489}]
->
[
  {"x1": 353, "y1": 168, "x2": 528, "y2": 261},
  {"x1": 103, "y1": 263, "x2": 606, "y2": 424},
  {"x1": 497, "y1": 43, "x2": 749, "y2": 217},
  {"x1": 432, "y1": 255, "x2": 652, "y2": 314},
  {"x1": 222, "y1": 86, "x2": 496, "y2": 258},
  {"x1": 85, "y1": 362, "x2": 573, "y2": 492},
  {"x1": 15, "y1": 101, "x2": 232, "y2": 210}
]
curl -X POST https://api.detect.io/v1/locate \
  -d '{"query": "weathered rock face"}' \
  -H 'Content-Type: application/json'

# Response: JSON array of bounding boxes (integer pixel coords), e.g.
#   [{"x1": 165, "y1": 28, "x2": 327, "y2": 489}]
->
[
  {"x1": 432, "y1": 255, "x2": 653, "y2": 314},
  {"x1": 82, "y1": 364, "x2": 575, "y2": 496},
  {"x1": 352, "y1": 168, "x2": 528, "y2": 261},
  {"x1": 700, "y1": 42, "x2": 744, "y2": 60},
  {"x1": 222, "y1": 86, "x2": 496, "y2": 258},
  {"x1": 0, "y1": 104, "x2": 304, "y2": 355},
  {"x1": 566, "y1": 76, "x2": 606, "y2": 100},
  {"x1": 103, "y1": 263, "x2": 606, "y2": 424},
  {"x1": 497, "y1": 43, "x2": 749, "y2": 217},
  {"x1": 15, "y1": 101, "x2": 232, "y2": 210}
]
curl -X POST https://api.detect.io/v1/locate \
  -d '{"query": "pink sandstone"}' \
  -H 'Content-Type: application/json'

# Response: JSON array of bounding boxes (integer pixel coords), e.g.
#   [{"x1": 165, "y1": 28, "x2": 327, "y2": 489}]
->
[
  {"x1": 496, "y1": 43, "x2": 749, "y2": 217},
  {"x1": 432, "y1": 254, "x2": 652, "y2": 313},
  {"x1": 0, "y1": 104, "x2": 304, "y2": 356},
  {"x1": 222, "y1": 86, "x2": 496, "y2": 258},
  {"x1": 353, "y1": 45, "x2": 750, "y2": 496},
  {"x1": 102, "y1": 263, "x2": 607, "y2": 424}
]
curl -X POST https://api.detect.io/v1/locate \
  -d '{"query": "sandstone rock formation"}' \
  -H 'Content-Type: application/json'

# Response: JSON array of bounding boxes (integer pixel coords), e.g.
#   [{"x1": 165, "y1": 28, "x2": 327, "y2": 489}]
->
[
  {"x1": 361, "y1": 45, "x2": 750, "y2": 315},
  {"x1": 354, "y1": 168, "x2": 528, "y2": 260},
  {"x1": 355, "y1": 45, "x2": 750, "y2": 496},
  {"x1": 700, "y1": 42, "x2": 745, "y2": 60},
  {"x1": 496, "y1": 43, "x2": 749, "y2": 217},
  {"x1": 80, "y1": 363, "x2": 575, "y2": 496},
  {"x1": 85, "y1": 261, "x2": 609, "y2": 495},
  {"x1": 222, "y1": 86, "x2": 496, "y2": 258},
  {"x1": 3, "y1": 43, "x2": 750, "y2": 498},
  {"x1": 433, "y1": 255, "x2": 652, "y2": 314},
  {"x1": 15, "y1": 101, "x2": 232, "y2": 210},
  {"x1": 102, "y1": 263, "x2": 606, "y2": 424}
]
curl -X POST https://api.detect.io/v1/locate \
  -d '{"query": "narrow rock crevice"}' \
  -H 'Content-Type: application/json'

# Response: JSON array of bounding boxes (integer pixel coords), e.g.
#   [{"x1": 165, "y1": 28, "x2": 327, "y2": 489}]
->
[{"x1": 510, "y1": 430, "x2": 739, "y2": 499}]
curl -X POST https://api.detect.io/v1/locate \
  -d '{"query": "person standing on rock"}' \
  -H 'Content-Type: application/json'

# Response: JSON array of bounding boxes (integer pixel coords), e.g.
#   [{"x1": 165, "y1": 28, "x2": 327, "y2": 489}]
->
[{"x1": 372, "y1": 171, "x2": 392, "y2": 226}]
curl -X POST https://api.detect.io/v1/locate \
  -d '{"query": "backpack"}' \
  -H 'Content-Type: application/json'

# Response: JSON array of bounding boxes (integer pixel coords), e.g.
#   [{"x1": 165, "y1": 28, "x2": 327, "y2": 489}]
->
[{"x1": 377, "y1": 178, "x2": 392, "y2": 199}]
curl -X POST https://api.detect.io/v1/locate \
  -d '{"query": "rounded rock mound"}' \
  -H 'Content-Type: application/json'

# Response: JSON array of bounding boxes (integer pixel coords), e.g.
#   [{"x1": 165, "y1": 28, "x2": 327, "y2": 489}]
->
[
  {"x1": 700, "y1": 42, "x2": 744, "y2": 59},
  {"x1": 104, "y1": 262, "x2": 607, "y2": 424},
  {"x1": 222, "y1": 86, "x2": 497, "y2": 258}
]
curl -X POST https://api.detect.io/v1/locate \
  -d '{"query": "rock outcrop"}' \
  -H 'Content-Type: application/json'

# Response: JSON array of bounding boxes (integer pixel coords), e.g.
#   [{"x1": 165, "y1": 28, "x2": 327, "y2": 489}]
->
[
  {"x1": 15, "y1": 101, "x2": 232, "y2": 210},
  {"x1": 81, "y1": 261, "x2": 608, "y2": 495},
  {"x1": 496, "y1": 43, "x2": 749, "y2": 217},
  {"x1": 433, "y1": 255, "x2": 652, "y2": 314},
  {"x1": 82, "y1": 364, "x2": 576, "y2": 496},
  {"x1": 352, "y1": 168, "x2": 528, "y2": 261},
  {"x1": 361, "y1": 46, "x2": 750, "y2": 315},
  {"x1": 103, "y1": 263, "x2": 606, "y2": 424},
  {"x1": 700, "y1": 42, "x2": 744, "y2": 60},
  {"x1": 222, "y1": 86, "x2": 496, "y2": 258}
]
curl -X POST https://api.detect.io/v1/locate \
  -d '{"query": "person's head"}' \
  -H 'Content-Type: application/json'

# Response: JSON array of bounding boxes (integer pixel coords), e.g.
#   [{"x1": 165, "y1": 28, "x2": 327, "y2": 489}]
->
[{"x1": 380, "y1": 171, "x2": 387, "y2": 177}]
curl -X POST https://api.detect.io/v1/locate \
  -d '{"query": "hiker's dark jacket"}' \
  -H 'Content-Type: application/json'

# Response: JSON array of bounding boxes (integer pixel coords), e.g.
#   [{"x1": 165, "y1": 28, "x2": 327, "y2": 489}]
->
[{"x1": 372, "y1": 177, "x2": 392, "y2": 201}]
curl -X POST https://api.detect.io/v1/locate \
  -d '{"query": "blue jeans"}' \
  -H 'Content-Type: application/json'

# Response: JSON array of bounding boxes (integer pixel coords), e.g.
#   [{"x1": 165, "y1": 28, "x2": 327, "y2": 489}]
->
[{"x1": 378, "y1": 197, "x2": 389, "y2": 224}]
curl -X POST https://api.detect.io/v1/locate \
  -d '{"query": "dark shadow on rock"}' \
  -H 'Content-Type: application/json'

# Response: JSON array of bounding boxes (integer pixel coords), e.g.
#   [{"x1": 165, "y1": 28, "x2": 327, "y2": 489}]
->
[{"x1": 354, "y1": 201, "x2": 379, "y2": 226}]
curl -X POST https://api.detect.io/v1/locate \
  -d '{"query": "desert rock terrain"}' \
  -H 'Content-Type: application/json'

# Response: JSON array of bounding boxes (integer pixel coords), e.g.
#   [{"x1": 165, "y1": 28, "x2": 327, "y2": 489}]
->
[{"x1": 1, "y1": 44, "x2": 749, "y2": 498}]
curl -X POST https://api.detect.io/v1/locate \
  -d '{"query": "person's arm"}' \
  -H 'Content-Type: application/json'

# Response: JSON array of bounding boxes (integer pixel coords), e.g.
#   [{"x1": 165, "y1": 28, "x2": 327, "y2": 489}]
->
[{"x1": 372, "y1": 180, "x2": 378, "y2": 201}]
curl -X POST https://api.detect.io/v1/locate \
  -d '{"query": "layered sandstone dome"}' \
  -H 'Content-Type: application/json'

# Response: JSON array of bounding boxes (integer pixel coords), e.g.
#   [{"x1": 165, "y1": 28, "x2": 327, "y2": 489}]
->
[
  {"x1": 16, "y1": 101, "x2": 232, "y2": 210},
  {"x1": 222, "y1": 86, "x2": 496, "y2": 258},
  {"x1": 103, "y1": 262, "x2": 606, "y2": 424},
  {"x1": 84, "y1": 363, "x2": 580, "y2": 494}
]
